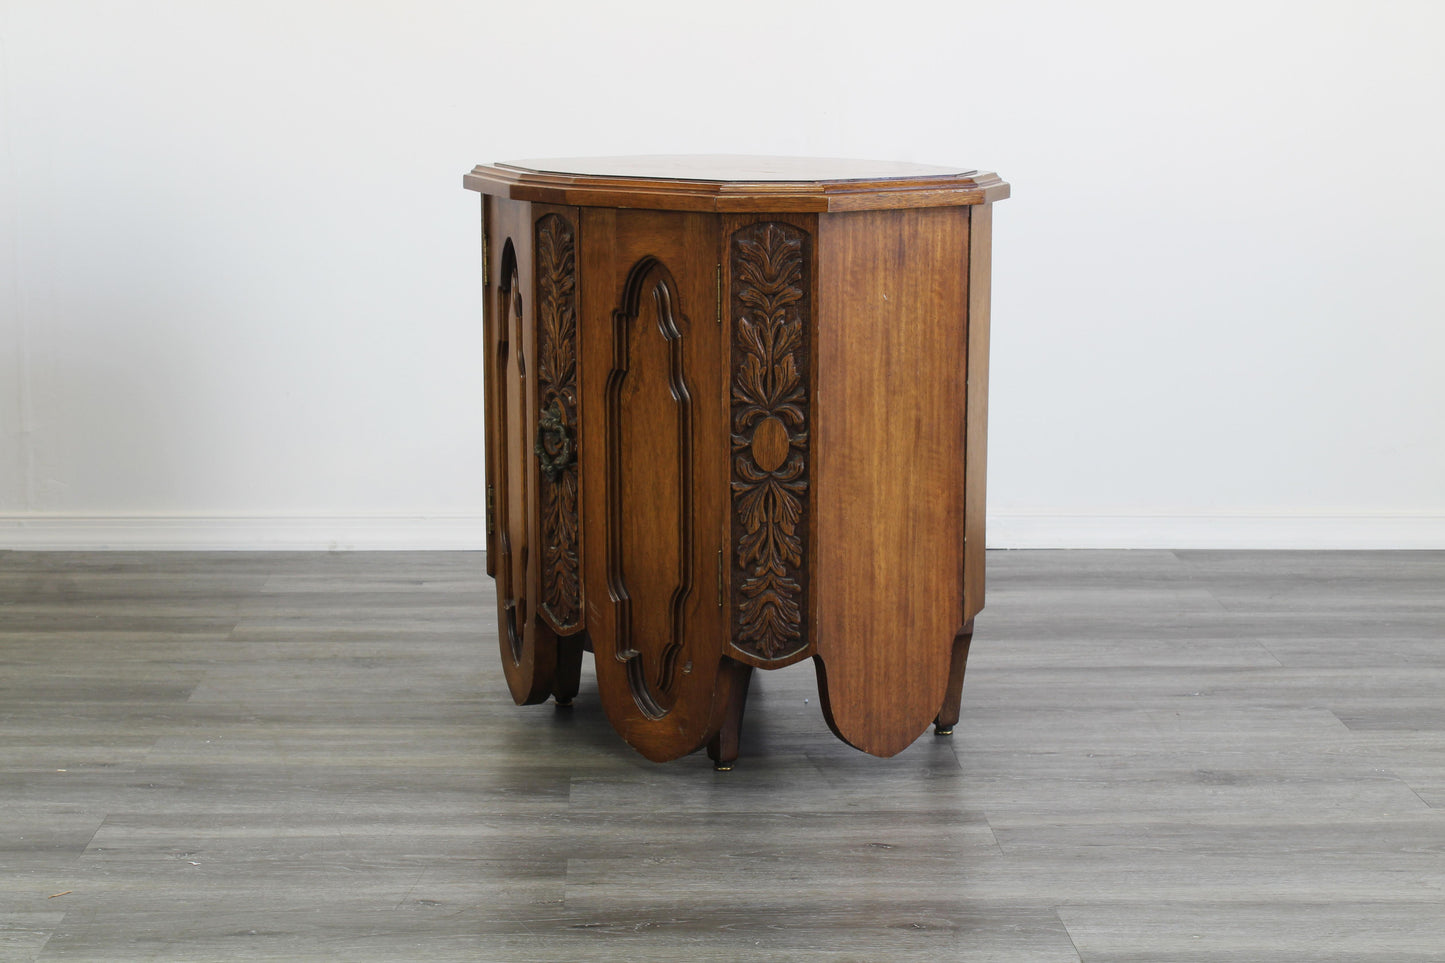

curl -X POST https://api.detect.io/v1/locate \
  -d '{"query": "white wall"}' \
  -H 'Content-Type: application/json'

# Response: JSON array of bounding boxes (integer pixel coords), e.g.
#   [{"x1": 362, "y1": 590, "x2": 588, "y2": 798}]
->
[{"x1": 2, "y1": 0, "x2": 1442, "y2": 549}]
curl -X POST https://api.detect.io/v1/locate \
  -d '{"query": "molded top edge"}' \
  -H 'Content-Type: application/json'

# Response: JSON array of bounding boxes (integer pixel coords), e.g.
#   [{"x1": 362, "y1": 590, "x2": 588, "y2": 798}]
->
[{"x1": 463, "y1": 154, "x2": 1009, "y2": 212}]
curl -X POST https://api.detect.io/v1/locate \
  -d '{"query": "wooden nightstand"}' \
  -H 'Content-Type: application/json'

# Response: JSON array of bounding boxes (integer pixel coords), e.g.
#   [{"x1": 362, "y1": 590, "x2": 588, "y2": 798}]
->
[{"x1": 464, "y1": 155, "x2": 1008, "y2": 767}]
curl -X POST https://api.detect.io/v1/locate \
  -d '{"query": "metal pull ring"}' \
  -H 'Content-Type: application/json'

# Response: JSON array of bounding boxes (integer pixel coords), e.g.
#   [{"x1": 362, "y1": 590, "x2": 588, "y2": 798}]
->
[{"x1": 535, "y1": 400, "x2": 574, "y2": 481}]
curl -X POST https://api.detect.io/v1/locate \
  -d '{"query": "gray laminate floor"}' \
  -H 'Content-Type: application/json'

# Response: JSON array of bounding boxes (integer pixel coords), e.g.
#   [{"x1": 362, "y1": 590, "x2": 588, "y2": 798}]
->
[{"x1": 2, "y1": 550, "x2": 1444, "y2": 962}]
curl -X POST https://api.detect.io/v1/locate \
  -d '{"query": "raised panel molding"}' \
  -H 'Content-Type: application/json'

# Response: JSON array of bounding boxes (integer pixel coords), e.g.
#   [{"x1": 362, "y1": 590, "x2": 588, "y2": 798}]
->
[
  {"x1": 728, "y1": 222, "x2": 812, "y2": 664},
  {"x1": 606, "y1": 257, "x2": 695, "y2": 717}
]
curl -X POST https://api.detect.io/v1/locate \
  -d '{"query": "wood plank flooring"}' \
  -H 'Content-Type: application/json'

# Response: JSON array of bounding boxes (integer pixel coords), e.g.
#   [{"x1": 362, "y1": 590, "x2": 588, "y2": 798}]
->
[{"x1": 2, "y1": 549, "x2": 1443, "y2": 961}]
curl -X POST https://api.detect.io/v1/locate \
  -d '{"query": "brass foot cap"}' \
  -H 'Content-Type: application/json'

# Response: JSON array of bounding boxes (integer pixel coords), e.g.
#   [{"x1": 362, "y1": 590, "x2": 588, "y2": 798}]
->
[
  {"x1": 555, "y1": 698, "x2": 573, "y2": 708},
  {"x1": 934, "y1": 726, "x2": 954, "y2": 736}
]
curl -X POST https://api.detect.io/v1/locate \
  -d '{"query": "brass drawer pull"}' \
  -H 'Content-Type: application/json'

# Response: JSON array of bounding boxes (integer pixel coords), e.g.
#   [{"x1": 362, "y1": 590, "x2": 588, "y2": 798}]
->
[{"x1": 535, "y1": 400, "x2": 574, "y2": 481}]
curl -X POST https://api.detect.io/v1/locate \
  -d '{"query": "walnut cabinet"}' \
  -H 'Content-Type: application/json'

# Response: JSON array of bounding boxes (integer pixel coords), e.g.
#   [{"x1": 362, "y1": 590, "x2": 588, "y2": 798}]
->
[{"x1": 464, "y1": 156, "x2": 1008, "y2": 767}]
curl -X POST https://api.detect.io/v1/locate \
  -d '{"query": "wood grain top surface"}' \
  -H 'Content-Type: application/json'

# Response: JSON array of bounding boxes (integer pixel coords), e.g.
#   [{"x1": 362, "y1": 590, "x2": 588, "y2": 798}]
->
[{"x1": 499, "y1": 154, "x2": 975, "y2": 182}]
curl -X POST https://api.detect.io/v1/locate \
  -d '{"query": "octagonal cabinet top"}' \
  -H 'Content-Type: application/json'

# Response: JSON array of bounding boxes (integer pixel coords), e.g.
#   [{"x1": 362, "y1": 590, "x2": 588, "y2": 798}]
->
[{"x1": 463, "y1": 155, "x2": 1008, "y2": 213}]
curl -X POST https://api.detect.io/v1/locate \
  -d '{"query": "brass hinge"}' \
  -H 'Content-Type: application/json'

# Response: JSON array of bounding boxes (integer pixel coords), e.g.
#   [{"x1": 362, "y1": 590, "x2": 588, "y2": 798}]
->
[
  {"x1": 482, "y1": 231, "x2": 490, "y2": 286},
  {"x1": 716, "y1": 549, "x2": 724, "y2": 607},
  {"x1": 486, "y1": 482, "x2": 495, "y2": 535},
  {"x1": 715, "y1": 263, "x2": 722, "y2": 324}
]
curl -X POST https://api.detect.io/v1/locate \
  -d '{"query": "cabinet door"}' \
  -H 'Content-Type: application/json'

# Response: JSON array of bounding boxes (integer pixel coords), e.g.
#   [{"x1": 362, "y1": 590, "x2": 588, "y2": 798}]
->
[
  {"x1": 485, "y1": 198, "x2": 568, "y2": 705},
  {"x1": 578, "y1": 209, "x2": 738, "y2": 762}
]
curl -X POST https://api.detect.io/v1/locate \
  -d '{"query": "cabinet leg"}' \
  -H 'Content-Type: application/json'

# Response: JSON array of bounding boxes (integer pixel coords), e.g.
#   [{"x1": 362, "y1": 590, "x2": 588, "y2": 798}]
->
[
  {"x1": 552, "y1": 633, "x2": 585, "y2": 707},
  {"x1": 707, "y1": 664, "x2": 754, "y2": 771},
  {"x1": 934, "y1": 622, "x2": 974, "y2": 736}
]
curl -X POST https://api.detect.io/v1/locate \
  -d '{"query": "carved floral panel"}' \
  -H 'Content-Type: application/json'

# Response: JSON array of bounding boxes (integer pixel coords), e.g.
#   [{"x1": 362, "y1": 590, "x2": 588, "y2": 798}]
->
[
  {"x1": 535, "y1": 213, "x2": 581, "y2": 632},
  {"x1": 729, "y1": 222, "x2": 810, "y2": 662}
]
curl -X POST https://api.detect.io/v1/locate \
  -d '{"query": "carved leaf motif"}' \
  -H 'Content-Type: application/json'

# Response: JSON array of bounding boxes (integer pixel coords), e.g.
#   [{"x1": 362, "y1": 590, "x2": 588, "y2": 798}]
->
[
  {"x1": 536, "y1": 213, "x2": 581, "y2": 632},
  {"x1": 729, "y1": 222, "x2": 810, "y2": 662}
]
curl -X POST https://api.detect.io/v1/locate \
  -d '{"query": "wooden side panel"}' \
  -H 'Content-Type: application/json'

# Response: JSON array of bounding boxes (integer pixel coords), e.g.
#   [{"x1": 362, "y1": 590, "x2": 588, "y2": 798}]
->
[
  {"x1": 481, "y1": 196, "x2": 497, "y2": 578},
  {"x1": 963, "y1": 203, "x2": 993, "y2": 624},
  {"x1": 487, "y1": 197, "x2": 558, "y2": 705},
  {"x1": 812, "y1": 207, "x2": 971, "y2": 757},
  {"x1": 580, "y1": 208, "x2": 734, "y2": 762}
]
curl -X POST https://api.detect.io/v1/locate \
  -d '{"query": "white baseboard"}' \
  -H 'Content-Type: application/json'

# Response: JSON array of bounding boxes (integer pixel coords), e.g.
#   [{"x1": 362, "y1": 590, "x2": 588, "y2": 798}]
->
[
  {"x1": 0, "y1": 514, "x2": 487, "y2": 551},
  {"x1": 989, "y1": 512, "x2": 1445, "y2": 550},
  {"x1": 3, "y1": 512, "x2": 1443, "y2": 552}
]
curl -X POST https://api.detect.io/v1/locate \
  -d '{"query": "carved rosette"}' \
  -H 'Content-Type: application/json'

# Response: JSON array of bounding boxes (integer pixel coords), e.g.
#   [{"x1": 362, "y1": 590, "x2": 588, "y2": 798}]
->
[
  {"x1": 729, "y1": 222, "x2": 810, "y2": 662},
  {"x1": 535, "y1": 213, "x2": 581, "y2": 632}
]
